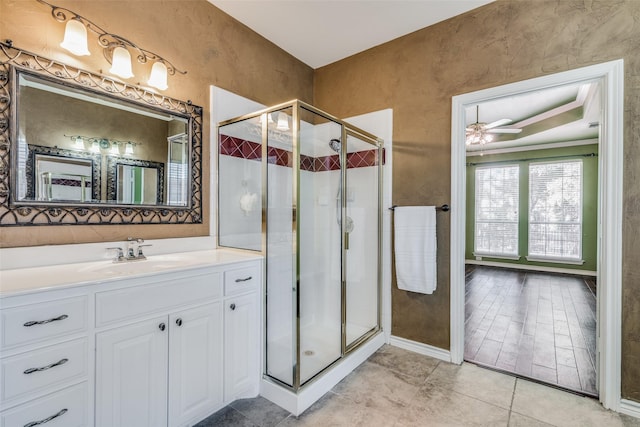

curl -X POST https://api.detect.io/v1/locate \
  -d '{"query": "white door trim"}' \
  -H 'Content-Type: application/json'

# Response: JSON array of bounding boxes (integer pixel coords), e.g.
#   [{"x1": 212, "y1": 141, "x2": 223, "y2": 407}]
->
[{"x1": 450, "y1": 59, "x2": 624, "y2": 411}]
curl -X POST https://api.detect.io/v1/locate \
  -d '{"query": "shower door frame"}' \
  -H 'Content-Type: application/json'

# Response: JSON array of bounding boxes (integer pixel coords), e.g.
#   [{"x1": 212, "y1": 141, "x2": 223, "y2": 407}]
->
[{"x1": 217, "y1": 99, "x2": 384, "y2": 393}]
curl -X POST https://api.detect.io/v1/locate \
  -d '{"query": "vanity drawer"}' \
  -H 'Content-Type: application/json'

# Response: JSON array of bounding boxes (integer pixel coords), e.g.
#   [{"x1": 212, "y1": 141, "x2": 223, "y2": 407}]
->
[
  {"x1": 0, "y1": 382, "x2": 88, "y2": 427},
  {"x1": 224, "y1": 265, "x2": 260, "y2": 296},
  {"x1": 1, "y1": 296, "x2": 87, "y2": 350},
  {"x1": 95, "y1": 271, "x2": 221, "y2": 326},
  {"x1": 1, "y1": 338, "x2": 87, "y2": 406}
]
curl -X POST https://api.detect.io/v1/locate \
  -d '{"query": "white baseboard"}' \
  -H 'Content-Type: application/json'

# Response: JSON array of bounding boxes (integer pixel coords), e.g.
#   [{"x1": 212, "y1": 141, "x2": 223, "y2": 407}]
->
[
  {"x1": 620, "y1": 399, "x2": 640, "y2": 419},
  {"x1": 389, "y1": 335, "x2": 451, "y2": 363},
  {"x1": 465, "y1": 259, "x2": 597, "y2": 277}
]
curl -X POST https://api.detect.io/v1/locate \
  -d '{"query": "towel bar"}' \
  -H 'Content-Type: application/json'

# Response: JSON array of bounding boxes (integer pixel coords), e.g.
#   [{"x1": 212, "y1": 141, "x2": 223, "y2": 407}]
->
[{"x1": 389, "y1": 204, "x2": 449, "y2": 212}]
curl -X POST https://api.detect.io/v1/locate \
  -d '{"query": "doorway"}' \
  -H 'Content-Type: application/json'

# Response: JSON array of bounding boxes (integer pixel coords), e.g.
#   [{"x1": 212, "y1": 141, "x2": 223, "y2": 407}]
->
[{"x1": 450, "y1": 60, "x2": 624, "y2": 410}]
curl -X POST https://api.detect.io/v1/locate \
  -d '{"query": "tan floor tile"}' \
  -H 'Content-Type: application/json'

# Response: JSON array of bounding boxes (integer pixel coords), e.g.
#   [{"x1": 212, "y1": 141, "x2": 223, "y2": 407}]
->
[
  {"x1": 424, "y1": 361, "x2": 516, "y2": 409},
  {"x1": 508, "y1": 412, "x2": 555, "y2": 426},
  {"x1": 397, "y1": 383, "x2": 510, "y2": 426},
  {"x1": 331, "y1": 360, "x2": 422, "y2": 412},
  {"x1": 367, "y1": 344, "x2": 441, "y2": 385},
  {"x1": 512, "y1": 379, "x2": 631, "y2": 426},
  {"x1": 279, "y1": 392, "x2": 401, "y2": 427}
]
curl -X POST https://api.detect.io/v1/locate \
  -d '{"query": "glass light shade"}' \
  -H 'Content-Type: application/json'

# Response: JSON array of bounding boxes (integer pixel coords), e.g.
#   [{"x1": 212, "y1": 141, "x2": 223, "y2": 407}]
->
[
  {"x1": 109, "y1": 47, "x2": 134, "y2": 79},
  {"x1": 74, "y1": 136, "x2": 84, "y2": 149},
  {"x1": 276, "y1": 112, "x2": 289, "y2": 131},
  {"x1": 125, "y1": 142, "x2": 134, "y2": 155},
  {"x1": 91, "y1": 140, "x2": 100, "y2": 153},
  {"x1": 258, "y1": 113, "x2": 274, "y2": 125},
  {"x1": 109, "y1": 144, "x2": 119, "y2": 155},
  {"x1": 60, "y1": 19, "x2": 90, "y2": 56},
  {"x1": 148, "y1": 62, "x2": 168, "y2": 90}
]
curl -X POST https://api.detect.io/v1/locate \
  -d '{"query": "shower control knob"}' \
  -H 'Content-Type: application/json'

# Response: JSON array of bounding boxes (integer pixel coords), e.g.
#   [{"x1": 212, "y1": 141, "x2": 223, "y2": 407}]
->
[
  {"x1": 230, "y1": 303, "x2": 236, "y2": 311},
  {"x1": 158, "y1": 323, "x2": 166, "y2": 331},
  {"x1": 175, "y1": 318, "x2": 183, "y2": 327}
]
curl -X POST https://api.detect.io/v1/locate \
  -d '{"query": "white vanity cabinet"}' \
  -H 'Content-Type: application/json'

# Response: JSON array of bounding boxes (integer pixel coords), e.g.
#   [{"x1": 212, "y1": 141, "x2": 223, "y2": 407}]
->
[
  {"x1": 0, "y1": 251, "x2": 262, "y2": 427},
  {"x1": 0, "y1": 292, "x2": 90, "y2": 427}
]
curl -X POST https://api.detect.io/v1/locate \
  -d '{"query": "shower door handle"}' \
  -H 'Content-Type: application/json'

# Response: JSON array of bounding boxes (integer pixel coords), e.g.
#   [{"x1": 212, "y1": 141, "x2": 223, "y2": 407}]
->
[{"x1": 344, "y1": 232, "x2": 350, "y2": 250}]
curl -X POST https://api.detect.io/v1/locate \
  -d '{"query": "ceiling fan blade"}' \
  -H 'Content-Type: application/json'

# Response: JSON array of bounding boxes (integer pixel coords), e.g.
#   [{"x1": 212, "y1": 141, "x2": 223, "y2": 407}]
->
[
  {"x1": 485, "y1": 119, "x2": 512, "y2": 129},
  {"x1": 487, "y1": 128, "x2": 522, "y2": 134}
]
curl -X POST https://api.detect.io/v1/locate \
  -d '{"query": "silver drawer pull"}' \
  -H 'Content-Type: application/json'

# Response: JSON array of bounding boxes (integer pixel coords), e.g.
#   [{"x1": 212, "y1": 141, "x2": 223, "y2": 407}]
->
[
  {"x1": 23, "y1": 314, "x2": 68, "y2": 327},
  {"x1": 24, "y1": 408, "x2": 68, "y2": 427},
  {"x1": 23, "y1": 358, "x2": 68, "y2": 374},
  {"x1": 235, "y1": 276, "x2": 252, "y2": 283}
]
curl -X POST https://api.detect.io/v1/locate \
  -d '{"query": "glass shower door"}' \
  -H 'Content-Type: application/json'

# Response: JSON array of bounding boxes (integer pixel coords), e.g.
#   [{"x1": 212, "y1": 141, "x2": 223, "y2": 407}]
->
[
  {"x1": 344, "y1": 130, "x2": 381, "y2": 349},
  {"x1": 297, "y1": 107, "x2": 342, "y2": 385}
]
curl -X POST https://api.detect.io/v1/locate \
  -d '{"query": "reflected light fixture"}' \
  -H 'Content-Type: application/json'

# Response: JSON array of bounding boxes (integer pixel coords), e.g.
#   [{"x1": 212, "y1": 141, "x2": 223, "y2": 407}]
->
[
  {"x1": 125, "y1": 142, "x2": 134, "y2": 155},
  {"x1": 109, "y1": 143, "x2": 120, "y2": 155},
  {"x1": 258, "y1": 113, "x2": 274, "y2": 125},
  {"x1": 276, "y1": 112, "x2": 289, "y2": 131},
  {"x1": 60, "y1": 19, "x2": 90, "y2": 56},
  {"x1": 109, "y1": 46, "x2": 134, "y2": 79},
  {"x1": 37, "y1": 0, "x2": 186, "y2": 90},
  {"x1": 91, "y1": 140, "x2": 100, "y2": 153},
  {"x1": 74, "y1": 136, "x2": 84, "y2": 149},
  {"x1": 148, "y1": 62, "x2": 168, "y2": 90}
]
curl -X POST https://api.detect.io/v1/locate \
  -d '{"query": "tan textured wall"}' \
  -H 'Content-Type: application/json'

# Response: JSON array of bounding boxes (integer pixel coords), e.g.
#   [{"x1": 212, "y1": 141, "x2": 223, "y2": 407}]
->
[
  {"x1": 0, "y1": 0, "x2": 313, "y2": 247},
  {"x1": 314, "y1": 0, "x2": 640, "y2": 401}
]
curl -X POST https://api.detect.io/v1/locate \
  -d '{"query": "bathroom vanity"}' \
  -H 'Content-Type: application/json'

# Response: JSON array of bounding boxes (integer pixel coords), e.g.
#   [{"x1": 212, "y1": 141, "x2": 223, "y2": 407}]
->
[{"x1": 0, "y1": 249, "x2": 262, "y2": 427}]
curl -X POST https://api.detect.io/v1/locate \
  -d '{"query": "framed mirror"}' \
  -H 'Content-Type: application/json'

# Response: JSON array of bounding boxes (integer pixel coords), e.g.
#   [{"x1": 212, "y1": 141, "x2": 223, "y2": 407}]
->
[{"x1": 0, "y1": 41, "x2": 203, "y2": 226}]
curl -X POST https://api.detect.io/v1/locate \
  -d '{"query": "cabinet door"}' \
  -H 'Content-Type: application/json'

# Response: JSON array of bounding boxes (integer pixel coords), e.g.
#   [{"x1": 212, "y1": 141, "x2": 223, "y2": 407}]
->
[
  {"x1": 224, "y1": 293, "x2": 259, "y2": 402},
  {"x1": 168, "y1": 302, "x2": 223, "y2": 427},
  {"x1": 96, "y1": 316, "x2": 168, "y2": 427}
]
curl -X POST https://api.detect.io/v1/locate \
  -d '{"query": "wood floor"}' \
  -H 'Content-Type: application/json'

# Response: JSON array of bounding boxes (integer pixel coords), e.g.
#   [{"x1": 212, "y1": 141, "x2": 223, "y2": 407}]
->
[{"x1": 464, "y1": 265, "x2": 597, "y2": 396}]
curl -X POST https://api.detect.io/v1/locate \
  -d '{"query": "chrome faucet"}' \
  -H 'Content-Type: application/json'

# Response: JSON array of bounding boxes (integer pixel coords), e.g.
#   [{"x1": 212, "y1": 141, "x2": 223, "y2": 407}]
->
[{"x1": 107, "y1": 238, "x2": 151, "y2": 263}]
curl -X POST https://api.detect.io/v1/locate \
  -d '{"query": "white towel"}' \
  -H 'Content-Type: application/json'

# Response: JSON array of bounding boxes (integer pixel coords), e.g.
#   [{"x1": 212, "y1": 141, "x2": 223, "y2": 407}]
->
[{"x1": 394, "y1": 206, "x2": 437, "y2": 294}]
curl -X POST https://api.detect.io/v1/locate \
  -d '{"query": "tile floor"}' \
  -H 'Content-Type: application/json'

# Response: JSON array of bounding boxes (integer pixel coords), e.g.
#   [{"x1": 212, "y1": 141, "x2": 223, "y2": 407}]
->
[
  {"x1": 195, "y1": 345, "x2": 640, "y2": 426},
  {"x1": 464, "y1": 266, "x2": 597, "y2": 396}
]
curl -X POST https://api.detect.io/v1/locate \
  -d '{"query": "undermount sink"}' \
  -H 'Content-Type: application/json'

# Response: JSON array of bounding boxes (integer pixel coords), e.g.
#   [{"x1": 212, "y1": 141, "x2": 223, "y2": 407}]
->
[{"x1": 79, "y1": 254, "x2": 207, "y2": 276}]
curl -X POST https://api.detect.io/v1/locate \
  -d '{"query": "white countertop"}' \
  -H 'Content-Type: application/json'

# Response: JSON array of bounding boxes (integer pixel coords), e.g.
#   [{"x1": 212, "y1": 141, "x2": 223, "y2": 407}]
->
[{"x1": 0, "y1": 249, "x2": 262, "y2": 297}]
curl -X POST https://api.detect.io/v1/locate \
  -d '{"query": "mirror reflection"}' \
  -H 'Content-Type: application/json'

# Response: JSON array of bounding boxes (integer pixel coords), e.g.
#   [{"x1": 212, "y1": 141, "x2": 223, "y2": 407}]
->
[{"x1": 16, "y1": 71, "x2": 189, "y2": 206}]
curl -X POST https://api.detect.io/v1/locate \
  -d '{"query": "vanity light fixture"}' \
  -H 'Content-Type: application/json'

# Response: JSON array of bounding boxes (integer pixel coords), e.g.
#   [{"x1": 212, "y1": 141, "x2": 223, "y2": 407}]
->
[
  {"x1": 109, "y1": 143, "x2": 120, "y2": 155},
  {"x1": 276, "y1": 112, "x2": 290, "y2": 131},
  {"x1": 36, "y1": 0, "x2": 186, "y2": 90},
  {"x1": 109, "y1": 46, "x2": 134, "y2": 79},
  {"x1": 60, "y1": 19, "x2": 90, "y2": 56},
  {"x1": 74, "y1": 136, "x2": 85, "y2": 150},
  {"x1": 125, "y1": 142, "x2": 134, "y2": 155}
]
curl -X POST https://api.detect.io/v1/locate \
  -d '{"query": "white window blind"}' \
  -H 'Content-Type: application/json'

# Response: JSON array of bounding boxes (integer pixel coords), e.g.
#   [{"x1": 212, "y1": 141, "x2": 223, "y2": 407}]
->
[
  {"x1": 528, "y1": 160, "x2": 582, "y2": 261},
  {"x1": 474, "y1": 165, "x2": 519, "y2": 257}
]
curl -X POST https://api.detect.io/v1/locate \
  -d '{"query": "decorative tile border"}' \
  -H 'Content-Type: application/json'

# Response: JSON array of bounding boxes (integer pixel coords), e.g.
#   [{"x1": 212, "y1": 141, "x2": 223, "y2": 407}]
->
[{"x1": 219, "y1": 134, "x2": 383, "y2": 171}]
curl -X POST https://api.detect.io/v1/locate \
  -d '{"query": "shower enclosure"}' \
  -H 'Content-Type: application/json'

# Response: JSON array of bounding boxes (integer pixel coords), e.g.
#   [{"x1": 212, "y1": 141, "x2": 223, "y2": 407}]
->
[{"x1": 218, "y1": 100, "x2": 383, "y2": 393}]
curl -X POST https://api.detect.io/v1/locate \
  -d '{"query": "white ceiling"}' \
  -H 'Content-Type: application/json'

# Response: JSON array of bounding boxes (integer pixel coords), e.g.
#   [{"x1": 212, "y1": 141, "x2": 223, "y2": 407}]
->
[{"x1": 208, "y1": 0, "x2": 494, "y2": 68}]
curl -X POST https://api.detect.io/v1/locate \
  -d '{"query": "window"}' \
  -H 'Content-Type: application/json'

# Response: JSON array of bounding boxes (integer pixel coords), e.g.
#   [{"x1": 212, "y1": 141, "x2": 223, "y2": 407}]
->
[
  {"x1": 528, "y1": 160, "x2": 582, "y2": 262},
  {"x1": 475, "y1": 165, "x2": 519, "y2": 257}
]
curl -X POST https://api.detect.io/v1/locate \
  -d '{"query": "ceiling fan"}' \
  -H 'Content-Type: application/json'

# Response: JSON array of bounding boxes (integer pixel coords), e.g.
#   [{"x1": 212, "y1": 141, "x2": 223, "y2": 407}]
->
[{"x1": 466, "y1": 105, "x2": 522, "y2": 146}]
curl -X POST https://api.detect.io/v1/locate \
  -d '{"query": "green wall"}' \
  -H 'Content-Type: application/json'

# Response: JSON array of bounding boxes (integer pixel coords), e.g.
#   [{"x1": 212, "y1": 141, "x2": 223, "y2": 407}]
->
[{"x1": 465, "y1": 144, "x2": 599, "y2": 271}]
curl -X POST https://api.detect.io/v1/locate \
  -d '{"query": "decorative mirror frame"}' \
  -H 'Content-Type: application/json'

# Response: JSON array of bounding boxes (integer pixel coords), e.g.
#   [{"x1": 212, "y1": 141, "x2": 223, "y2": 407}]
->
[{"x1": 0, "y1": 40, "x2": 203, "y2": 226}]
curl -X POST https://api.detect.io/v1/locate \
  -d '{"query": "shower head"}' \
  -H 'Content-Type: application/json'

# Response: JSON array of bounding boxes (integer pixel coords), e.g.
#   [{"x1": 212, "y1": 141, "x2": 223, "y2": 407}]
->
[{"x1": 329, "y1": 138, "x2": 341, "y2": 153}]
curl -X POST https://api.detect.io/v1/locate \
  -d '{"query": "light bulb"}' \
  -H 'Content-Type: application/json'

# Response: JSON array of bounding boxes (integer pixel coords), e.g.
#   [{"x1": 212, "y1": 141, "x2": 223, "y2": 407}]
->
[
  {"x1": 109, "y1": 47, "x2": 134, "y2": 79},
  {"x1": 60, "y1": 19, "x2": 90, "y2": 56},
  {"x1": 148, "y1": 62, "x2": 168, "y2": 90}
]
